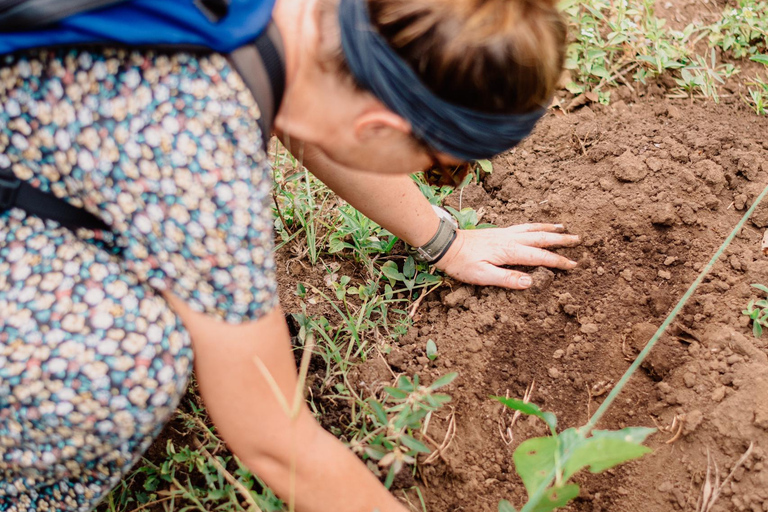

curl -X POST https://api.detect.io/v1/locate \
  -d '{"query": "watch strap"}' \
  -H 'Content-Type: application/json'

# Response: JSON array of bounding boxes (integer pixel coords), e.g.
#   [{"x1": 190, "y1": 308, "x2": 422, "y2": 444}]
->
[{"x1": 408, "y1": 216, "x2": 458, "y2": 264}]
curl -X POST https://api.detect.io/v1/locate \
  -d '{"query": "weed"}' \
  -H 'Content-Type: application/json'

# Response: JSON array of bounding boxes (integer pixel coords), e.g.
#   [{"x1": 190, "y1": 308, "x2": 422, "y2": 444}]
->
[
  {"x1": 426, "y1": 339, "x2": 438, "y2": 361},
  {"x1": 493, "y1": 398, "x2": 654, "y2": 512},
  {"x1": 349, "y1": 373, "x2": 457, "y2": 488},
  {"x1": 328, "y1": 204, "x2": 398, "y2": 261},
  {"x1": 559, "y1": 0, "x2": 694, "y2": 91},
  {"x1": 674, "y1": 51, "x2": 739, "y2": 102},
  {"x1": 444, "y1": 206, "x2": 495, "y2": 230},
  {"x1": 742, "y1": 283, "x2": 768, "y2": 336},
  {"x1": 745, "y1": 75, "x2": 768, "y2": 114},
  {"x1": 708, "y1": 0, "x2": 768, "y2": 59}
]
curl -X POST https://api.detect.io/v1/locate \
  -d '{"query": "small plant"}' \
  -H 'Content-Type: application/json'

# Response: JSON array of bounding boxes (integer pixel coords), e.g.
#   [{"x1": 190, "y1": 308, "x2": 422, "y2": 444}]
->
[
  {"x1": 674, "y1": 51, "x2": 739, "y2": 102},
  {"x1": 708, "y1": 0, "x2": 768, "y2": 60},
  {"x1": 426, "y1": 339, "x2": 438, "y2": 361},
  {"x1": 742, "y1": 284, "x2": 768, "y2": 337},
  {"x1": 745, "y1": 75, "x2": 768, "y2": 115},
  {"x1": 328, "y1": 204, "x2": 398, "y2": 261},
  {"x1": 444, "y1": 206, "x2": 495, "y2": 230},
  {"x1": 493, "y1": 398, "x2": 654, "y2": 512},
  {"x1": 349, "y1": 373, "x2": 457, "y2": 488},
  {"x1": 380, "y1": 256, "x2": 442, "y2": 296}
]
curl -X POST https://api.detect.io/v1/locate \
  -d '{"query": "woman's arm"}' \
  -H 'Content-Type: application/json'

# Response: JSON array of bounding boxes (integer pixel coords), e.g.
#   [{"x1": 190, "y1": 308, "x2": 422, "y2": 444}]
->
[
  {"x1": 290, "y1": 141, "x2": 580, "y2": 289},
  {"x1": 165, "y1": 294, "x2": 407, "y2": 512}
]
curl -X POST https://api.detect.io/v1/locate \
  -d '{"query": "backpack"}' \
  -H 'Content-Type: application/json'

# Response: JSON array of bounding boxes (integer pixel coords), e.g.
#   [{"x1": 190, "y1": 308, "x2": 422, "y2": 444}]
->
[{"x1": 0, "y1": 0, "x2": 285, "y2": 232}]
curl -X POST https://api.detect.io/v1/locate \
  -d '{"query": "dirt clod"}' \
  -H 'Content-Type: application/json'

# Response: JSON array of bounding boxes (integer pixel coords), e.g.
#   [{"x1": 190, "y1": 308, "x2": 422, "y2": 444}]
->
[{"x1": 614, "y1": 150, "x2": 648, "y2": 183}]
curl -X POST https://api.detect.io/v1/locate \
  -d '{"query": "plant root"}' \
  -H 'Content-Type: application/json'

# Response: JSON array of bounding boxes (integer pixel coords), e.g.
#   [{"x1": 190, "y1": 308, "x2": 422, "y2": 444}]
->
[
  {"x1": 424, "y1": 407, "x2": 457, "y2": 466},
  {"x1": 497, "y1": 380, "x2": 535, "y2": 446},
  {"x1": 697, "y1": 443, "x2": 754, "y2": 512}
]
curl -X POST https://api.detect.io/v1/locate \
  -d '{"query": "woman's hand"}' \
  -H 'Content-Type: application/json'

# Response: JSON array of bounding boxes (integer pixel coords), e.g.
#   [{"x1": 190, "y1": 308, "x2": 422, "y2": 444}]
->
[{"x1": 435, "y1": 223, "x2": 580, "y2": 289}]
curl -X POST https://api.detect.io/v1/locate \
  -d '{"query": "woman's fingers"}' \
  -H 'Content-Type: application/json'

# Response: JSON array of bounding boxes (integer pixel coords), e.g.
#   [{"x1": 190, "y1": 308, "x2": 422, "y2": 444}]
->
[
  {"x1": 508, "y1": 232, "x2": 581, "y2": 248},
  {"x1": 504, "y1": 223, "x2": 567, "y2": 234},
  {"x1": 500, "y1": 243, "x2": 578, "y2": 269},
  {"x1": 477, "y1": 265, "x2": 534, "y2": 290}
]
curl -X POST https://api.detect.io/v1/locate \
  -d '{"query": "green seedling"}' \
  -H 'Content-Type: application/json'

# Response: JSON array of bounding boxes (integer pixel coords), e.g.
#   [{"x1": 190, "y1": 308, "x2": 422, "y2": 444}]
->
[
  {"x1": 350, "y1": 373, "x2": 457, "y2": 488},
  {"x1": 674, "y1": 51, "x2": 739, "y2": 102},
  {"x1": 328, "y1": 204, "x2": 398, "y2": 261},
  {"x1": 708, "y1": 0, "x2": 768, "y2": 59},
  {"x1": 493, "y1": 397, "x2": 654, "y2": 512},
  {"x1": 380, "y1": 257, "x2": 442, "y2": 295},
  {"x1": 745, "y1": 75, "x2": 768, "y2": 115},
  {"x1": 445, "y1": 206, "x2": 495, "y2": 230},
  {"x1": 426, "y1": 339, "x2": 438, "y2": 361},
  {"x1": 742, "y1": 283, "x2": 768, "y2": 337}
]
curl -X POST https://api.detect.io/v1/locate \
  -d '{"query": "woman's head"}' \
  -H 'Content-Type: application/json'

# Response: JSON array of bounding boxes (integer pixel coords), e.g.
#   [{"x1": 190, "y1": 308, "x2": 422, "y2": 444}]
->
[{"x1": 274, "y1": 0, "x2": 566, "y2": 177}]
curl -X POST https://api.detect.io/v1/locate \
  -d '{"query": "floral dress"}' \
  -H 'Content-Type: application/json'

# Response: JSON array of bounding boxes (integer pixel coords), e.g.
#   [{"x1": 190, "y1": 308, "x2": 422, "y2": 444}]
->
[{"x1": 0, "y1": 48, "x2": 277, "y2": 511}]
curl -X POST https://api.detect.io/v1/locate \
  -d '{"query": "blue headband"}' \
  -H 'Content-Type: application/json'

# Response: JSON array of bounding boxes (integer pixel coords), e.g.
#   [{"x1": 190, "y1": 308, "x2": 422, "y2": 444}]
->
[{"x1": 338, "y1": 0, "x2": 547, "y2": 161}]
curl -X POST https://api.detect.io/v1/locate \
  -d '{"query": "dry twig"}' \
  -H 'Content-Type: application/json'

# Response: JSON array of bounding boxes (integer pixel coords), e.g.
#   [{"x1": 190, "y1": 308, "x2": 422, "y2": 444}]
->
[
  {"x1": 698, "y1": 443, "x2": 754, "y2": 512},
  {"x1": 497, "y1": 380, "x2": 535, "y2": 445},
  {"x1": 193, "y1": 438, "x2": 264, "y2": 512}
]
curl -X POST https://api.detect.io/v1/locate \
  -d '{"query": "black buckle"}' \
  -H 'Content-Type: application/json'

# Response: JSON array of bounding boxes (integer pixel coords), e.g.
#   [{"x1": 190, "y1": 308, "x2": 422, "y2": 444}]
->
[{"x1": 0, "y1": 167, "x2": 21, "y2": 212}]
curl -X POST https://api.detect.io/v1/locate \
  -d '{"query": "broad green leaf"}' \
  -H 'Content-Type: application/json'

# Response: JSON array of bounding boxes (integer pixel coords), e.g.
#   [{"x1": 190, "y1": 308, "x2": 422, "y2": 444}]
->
[
  {"x1": 499, "y1": 500, "x2": 517, "y2": 512},
  {"x1": 513, "y1": 436, "x2": 558, "y2": 496},
  {"x1": 368, "y1": 399, "x2": 388, "y2": 425},
  {"x1": 562, "y1": 427, "x2": 655, "y2": 481},
  {"x1": 751, "y1": 283, "x2": 768, "y2": 295},
  {"x1": 492, "y1": 397, "x2": 558, "y2": 432},
  {"x1": 430, "y1": 372, "x2": 458, "y2": 390},
  {"x1": 478, "y1": 159, "x2": 494, "y2": 174},
  {"x1": 380, "y1": 261, "x2": 404, "y2": 283},
  {"x1": 403, "y1": 256, "x2": 416, "y2": 280},
  {"x1": 529, "y1": 484, "x2": 580, "y2": 512},
  {"x1": 400, "y1": 434, "x2": 431, "y2": 454},
  {"x1": 426, "y1": 339, "x2": 438, "y2": 360},
  {"x1": 565, "y1": 81, "x2": 585, "y2": 94},
  {"x1": 384, "y1": 386, "x2": 408, "y2": 399},
  {"x1": 415, "y1": 272, "x2": 442, "y2": 285},
  {"x1": 750, "y1": 55, "x2": 768, "y2": 65}
]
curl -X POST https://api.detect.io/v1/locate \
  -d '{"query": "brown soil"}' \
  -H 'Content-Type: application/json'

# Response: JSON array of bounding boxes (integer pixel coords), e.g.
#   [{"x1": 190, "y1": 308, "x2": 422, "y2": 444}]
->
[{"x1": 339, "y1": 96, "x2": 768, "y2": 512}]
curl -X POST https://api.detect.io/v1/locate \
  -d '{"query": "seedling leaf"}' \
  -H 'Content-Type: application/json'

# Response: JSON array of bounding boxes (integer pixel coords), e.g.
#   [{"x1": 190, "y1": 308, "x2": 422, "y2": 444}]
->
[
  {"x1": 499, "y1": 500, "x2": 518, "y2": 512},
  {"x1": 562, "y1": 427, "x2": 655, "y2": 480},
  {"x1": 751, "y1": 55, "x2": 768, "y2": 66},
  {"x1": 530, "y1": 484, "x2": 580, "y2": 512},
  {"x1": 493, "y1": 397, "x2": 558, "y2": 432},
  {"x1": 751, "y1": 283, "x2": 768, "y2": 295},
  {"x1": 426, "y1": 339, "x2": 438, "y2": 360},
  {"x1": 478, "y1": 159, "x2": 494, "y2": 174},
  {"x1": 513, "y1": 436, "x2": 558, "y2": 496},
  {"x1": 430, "y1": 372, "x2": 457, "y2": 390},
  {"x1": 400, "y1": 435, "x2": 431, "y2": 454}
]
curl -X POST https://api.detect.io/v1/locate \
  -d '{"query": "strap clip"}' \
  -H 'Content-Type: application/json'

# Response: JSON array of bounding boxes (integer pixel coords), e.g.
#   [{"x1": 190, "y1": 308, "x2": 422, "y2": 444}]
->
[{"x1": 0, "y1": 168, "x2": 21, "y2": 212}]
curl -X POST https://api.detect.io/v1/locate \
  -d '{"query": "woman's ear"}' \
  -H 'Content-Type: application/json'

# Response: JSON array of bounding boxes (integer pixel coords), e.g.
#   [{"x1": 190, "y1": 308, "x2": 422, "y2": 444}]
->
[{"x1": 353, "y1": 109, "x2": 411, "y2": 143}]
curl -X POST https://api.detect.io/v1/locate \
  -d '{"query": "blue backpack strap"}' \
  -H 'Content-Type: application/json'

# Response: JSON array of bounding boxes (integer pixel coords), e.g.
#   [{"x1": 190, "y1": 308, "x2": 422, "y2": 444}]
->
[
  {"x1": 0, "y1": 0, "x2": 129, "y2": 31},
  {"x1": 0, "y1": 0, "x2": 277, "y2": 54}
]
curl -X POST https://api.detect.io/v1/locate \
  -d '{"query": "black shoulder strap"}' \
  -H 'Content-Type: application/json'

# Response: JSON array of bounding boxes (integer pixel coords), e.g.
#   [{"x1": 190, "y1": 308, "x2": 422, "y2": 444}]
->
[
  {"x1": 0, "y1": 24, "x2": 286, "y2": 234},
  {"x1": 229, "y1": 21, "x2": 285, "y2": 148},
  {"x1": 0, "y1": 168, "x2": 110, "y2": 231}
]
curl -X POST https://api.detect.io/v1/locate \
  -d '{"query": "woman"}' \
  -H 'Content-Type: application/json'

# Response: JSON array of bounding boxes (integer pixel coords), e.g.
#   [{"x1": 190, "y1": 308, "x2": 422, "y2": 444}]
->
[{"x1": 0, "y1": 0, "x2": 577, "y2": 510}]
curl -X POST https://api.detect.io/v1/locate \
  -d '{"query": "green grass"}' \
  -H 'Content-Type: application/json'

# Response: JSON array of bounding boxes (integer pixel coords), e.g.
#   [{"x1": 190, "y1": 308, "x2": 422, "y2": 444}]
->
[{"x1": 560, "y1": 0, "x2": 767, "y2": 103}]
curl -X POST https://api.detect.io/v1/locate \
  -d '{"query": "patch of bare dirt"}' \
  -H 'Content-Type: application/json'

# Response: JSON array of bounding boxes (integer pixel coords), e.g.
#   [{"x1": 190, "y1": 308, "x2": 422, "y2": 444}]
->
[{"x1": 349, "y1": 96, "x2": 768, "y2": 512}]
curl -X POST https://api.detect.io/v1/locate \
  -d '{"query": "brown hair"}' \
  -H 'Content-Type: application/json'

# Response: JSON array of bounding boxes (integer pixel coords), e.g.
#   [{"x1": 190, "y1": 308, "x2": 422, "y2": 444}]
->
[{"x1": 320, "y1": 0, "x2": 566, "y2": 115}]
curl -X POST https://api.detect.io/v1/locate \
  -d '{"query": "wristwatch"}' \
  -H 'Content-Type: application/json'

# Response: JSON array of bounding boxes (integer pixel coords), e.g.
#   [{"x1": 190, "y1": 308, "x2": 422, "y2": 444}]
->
[{"x1": 407, "y1": 206, "x2": 458, "y2": 264}]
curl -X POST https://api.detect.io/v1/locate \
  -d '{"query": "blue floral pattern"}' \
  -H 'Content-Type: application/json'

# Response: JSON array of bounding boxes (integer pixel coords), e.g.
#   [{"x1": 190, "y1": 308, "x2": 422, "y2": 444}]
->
[{"x1": 0, "y1": 48, "x2": 277, "y2": 511}]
